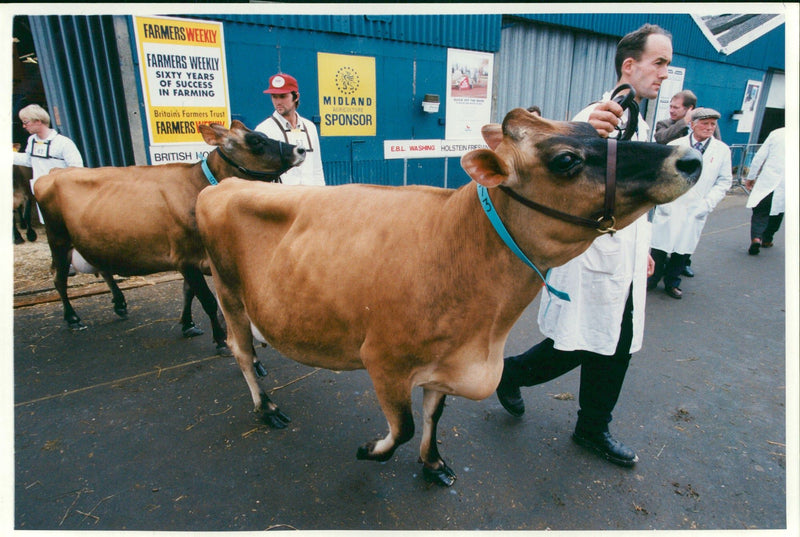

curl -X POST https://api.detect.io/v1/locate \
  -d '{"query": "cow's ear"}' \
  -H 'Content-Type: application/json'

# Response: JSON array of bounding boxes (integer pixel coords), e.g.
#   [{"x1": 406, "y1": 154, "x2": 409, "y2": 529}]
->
[
  {"x1": 198, "y1": 123, "x2": 228, "y2": 146},
  {"x1": 481, "y1": 124, "x2": 503, "y2": 150},
  {"x1": 461, "y1": 149, "x2": 508, "y2": 188}
]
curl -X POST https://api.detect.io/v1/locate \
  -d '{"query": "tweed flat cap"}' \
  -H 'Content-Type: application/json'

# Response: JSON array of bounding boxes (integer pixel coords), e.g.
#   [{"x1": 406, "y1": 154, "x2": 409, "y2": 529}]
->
[{"x1": 691, "y1": 107, "x2": 721, "y2": 121}]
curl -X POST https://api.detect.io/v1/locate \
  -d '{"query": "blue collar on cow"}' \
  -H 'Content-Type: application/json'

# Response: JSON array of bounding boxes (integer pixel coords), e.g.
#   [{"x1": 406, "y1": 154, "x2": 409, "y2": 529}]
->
[
  {"x1": 477, "y1": 184, "x2": 571, "y2": 303},
  {"x1": 201, "y1": 156, "x2": 219, "y2": 185}
]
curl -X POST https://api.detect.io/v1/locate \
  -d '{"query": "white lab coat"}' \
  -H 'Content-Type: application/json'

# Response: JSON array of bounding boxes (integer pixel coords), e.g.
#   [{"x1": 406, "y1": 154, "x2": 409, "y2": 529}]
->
[
  {"x1": 537, "y1": 94, "x2": 651, "y2": 356},
  {"x1": 13, "y1": 129, "x2": 84, "y2": 223},
  {"x1": 255, "y1": 111, "x2": 326, "y2": 186},
  {"x1": 13, "y1": 129, "x2": 84, "y2": 184},
  {"x1": 746, "y1": 127, "x2": 785, "y2": 215},
  {"x1": 650, "y1": 135, "x2": 732, "y2": 255}
]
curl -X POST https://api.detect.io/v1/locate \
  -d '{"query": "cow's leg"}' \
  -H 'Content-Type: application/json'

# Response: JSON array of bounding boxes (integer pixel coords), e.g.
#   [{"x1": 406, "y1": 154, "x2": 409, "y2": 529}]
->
[
  {"x1": 180, "y1": 279, "x2": 204, "y2": 338},
  {"x1": 419, "y1": 389, "x2": 456, "y2": 486},
  {"x1": 99, "y1": 272, "x2": 127, "y2": 318},
  {"x1": 13, "y1": 222, "x2": 24, "y2": 244},
  {"x1": 216, "y1": 290, "x2": 291, "y2": 428},
  {"x1": 23, "y1": 198, "x2": 37, "y2": 241},
  {"x1": 356, "y1": 375, "x2": 415, "y2": 463},
  {"x1": 182, "y1": 266, "x2": 229, "y2": 355},
  {"x1": 50, "y1": 243, "x2": 85, "y2": 330}
]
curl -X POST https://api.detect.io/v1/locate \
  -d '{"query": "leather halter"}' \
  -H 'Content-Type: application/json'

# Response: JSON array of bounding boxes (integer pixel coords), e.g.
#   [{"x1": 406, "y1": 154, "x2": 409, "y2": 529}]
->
[
  {"x1": 495, "y1": 83, "x2": 640, "y2": 235},
  {"x1": 213, "y1": 147, "x2": 287, "y2": 182},
  {"x1": 498, "y1": 137, "x2": 619, "y2": 235}
]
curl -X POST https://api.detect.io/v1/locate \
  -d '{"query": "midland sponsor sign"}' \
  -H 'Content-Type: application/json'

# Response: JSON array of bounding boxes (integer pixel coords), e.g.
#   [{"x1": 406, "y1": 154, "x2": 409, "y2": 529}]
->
[
  {"x1": 133, "y1": 15, "x2": 230, "y2": 163},
  {"x1": 318, "y1": 52, "x2": 377, "y2": 136}
]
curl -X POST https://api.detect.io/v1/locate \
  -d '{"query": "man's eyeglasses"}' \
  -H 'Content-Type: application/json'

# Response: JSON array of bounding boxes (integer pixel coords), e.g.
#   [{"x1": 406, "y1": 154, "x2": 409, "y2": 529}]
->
[{"x1": 22, "y1": 120, "x2": 33, "y2": 125}]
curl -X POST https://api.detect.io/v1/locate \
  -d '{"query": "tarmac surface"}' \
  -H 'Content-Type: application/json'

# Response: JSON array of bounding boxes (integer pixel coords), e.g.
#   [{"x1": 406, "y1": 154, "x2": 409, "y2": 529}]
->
[{"x1": 8, "y1": 191, "x2": 794, "y2": 532}]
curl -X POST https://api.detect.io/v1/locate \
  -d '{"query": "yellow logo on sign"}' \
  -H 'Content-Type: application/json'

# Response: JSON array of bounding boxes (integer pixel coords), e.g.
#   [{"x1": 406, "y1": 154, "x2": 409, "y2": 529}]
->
[{"x1": 318, "y1": 52, "x2": 376, "y2": 137}]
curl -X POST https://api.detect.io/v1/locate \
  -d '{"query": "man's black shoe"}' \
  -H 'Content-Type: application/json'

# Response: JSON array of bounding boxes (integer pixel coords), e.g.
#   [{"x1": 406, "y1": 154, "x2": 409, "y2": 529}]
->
[
  {"x1": 496, "y1": 380, "x2": 525, "y2": 417},
  {"x1": 665, "y1": 286, "x2": 682, "y2": 299},
  {"x1": 572, "y1": 430, "x2": 638, "y2": 467},
  {"x1": 681, "y1": 266, "x2": 694, "y2": 277}
]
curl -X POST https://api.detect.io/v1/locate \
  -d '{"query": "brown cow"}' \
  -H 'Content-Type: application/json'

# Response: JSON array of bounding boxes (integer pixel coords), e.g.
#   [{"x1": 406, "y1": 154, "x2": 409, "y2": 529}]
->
[
  {"x1": 195, "y1": 109, "x2": 702, "y2": 485},
  {"x1": 13, "y1": 164, "x2": 37, "y2": 244},
  {"x1": 34, "y1": 121, "x2": 305, "y2": 352}
]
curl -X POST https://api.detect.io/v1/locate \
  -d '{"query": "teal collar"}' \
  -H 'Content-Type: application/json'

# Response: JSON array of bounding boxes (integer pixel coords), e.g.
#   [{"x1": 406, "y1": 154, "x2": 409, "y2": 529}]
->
[
  {"x1": 477, "y1": 184, "x2": 570, "y2": 302},
  {"x1": 201, "y1": 156, "x2": 218, "y2": 185}
]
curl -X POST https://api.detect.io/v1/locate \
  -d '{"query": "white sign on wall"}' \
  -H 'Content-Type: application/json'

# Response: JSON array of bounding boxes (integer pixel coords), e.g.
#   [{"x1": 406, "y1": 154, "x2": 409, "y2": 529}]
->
[
  {"x1": 651, "y1": 66, "x2": 686, "y2": 140},
  {"x1": 132, "y1": 15, "x2": 230, "y2": 164},
  {"x1": 383, "y1": 139, "x2": 489, "y2": 160},
  {"x1": 445, "y1": 48, "x2": 494, "y2": 140}
]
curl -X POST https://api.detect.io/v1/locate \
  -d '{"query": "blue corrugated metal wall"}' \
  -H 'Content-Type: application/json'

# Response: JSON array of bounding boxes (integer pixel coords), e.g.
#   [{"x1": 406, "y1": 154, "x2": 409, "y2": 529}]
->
[
  {"x1": 505, "y1": 13, "x2": 785, "y2": 146},
  {"x1": 509, "y1": 13, "x2": 785, "y2": 71},
  {"x1": 164, "y1": 15, "x2": 503, "y2": 187},
  {"x1": 29, "y1": 15, "x2": 135, "y2": 168},
  {"x1": 28, "y1": 12, "x2": 784, "y2": 178}
]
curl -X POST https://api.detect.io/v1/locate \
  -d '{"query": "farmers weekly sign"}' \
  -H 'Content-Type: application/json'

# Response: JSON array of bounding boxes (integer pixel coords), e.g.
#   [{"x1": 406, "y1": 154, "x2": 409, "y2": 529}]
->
[
  {"x1": 317, "y1": 52, "x2": 376, "y2": 136},
  {"x1": 133, "y1": 15, "x2": 231, "y2": 163}
]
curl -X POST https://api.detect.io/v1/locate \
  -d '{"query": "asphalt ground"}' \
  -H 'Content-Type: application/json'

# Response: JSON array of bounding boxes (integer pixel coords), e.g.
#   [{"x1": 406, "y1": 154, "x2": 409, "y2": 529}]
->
[{"x1": 6, "y1": 191, "x2": 796, "y2": 533}]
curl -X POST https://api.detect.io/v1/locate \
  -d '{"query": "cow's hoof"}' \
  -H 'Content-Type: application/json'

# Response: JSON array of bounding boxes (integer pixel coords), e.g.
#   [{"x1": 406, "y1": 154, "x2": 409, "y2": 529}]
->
[
  {"x1": 254, "y1": 360, "x2": 268, "y2": 377},
  {"x1": 182, "y1": 323, "x2": 204, "y2": 338},
  {"x1": 422, "y1": 462, "x2": 456, "y2": 487},
  {"x1": 114, "y1": 307, "x2": 128, "y2": 319},
  {"x1": 356, "y1": 441, "x2": 393, "y2": 462},
  {"x1": 216, "y1": 342, "x2": 232, "y2": 356},
  {"x1": 68, "y1": 320, "x2": 88, "y2": 331},
  {"x1": 263, "y1": 408, "x2": 291, "y2": 429},
  {"x1": 14, "y1": 235, "x2": 24, "y2": 245},
  {"x1": 26, "y1": 229, "x2": 37, "y2": 242}
]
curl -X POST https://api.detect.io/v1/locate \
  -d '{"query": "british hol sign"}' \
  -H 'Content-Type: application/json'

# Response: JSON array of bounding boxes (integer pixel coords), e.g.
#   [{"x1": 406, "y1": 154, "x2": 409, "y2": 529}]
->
[
  {"x1": 317, "y1": 52, "x2": 377, "y2": 136},
  {"x1": 133, "y1": 15, "x2": 231, "y2": 164}
]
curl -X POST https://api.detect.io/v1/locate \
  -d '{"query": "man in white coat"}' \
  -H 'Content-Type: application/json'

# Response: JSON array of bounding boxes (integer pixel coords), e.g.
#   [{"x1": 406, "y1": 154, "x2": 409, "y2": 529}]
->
[
  {"x1": 256, "y1": 73, "x2": 326, "y2": 186},
  {"x1": 648, "y1": 108, "x2": 732, "y2": 298},
  {"x1": 496, "y1": 24, "x2": 673, "y2": 467},
  {"x1": 744, "y1": 127, "x2": 785, "y2": 255},
  {"x1": 13, "y1": 104, "x2": 84, "y2": 223}
]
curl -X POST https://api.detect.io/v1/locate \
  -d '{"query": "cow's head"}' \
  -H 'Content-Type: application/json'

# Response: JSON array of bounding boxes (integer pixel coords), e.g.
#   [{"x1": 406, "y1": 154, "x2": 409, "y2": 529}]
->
[
  {"x1": 461, "y1": 108, "x2": 701, "y2": 255},
  {"x1": 199, "y1": 120, "x2": 306, "y2": 180}
]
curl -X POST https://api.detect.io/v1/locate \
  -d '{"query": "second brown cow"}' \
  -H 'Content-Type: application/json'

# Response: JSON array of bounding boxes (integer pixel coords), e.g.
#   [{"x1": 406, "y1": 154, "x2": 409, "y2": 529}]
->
[
  {"x1": 196, "y1": 109, "x2": 702, "y2": 485},
  {"x1": 34, "y1": 121, "x2": 305, "y2": 351}
]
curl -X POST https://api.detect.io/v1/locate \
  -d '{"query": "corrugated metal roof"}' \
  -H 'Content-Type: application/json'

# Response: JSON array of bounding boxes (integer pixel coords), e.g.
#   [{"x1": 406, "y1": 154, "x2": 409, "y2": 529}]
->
[
  {"x1": 691, "y1": 13, "x2": 785, "y2": 54},
  {"x1": 190, "y1": 14, "x2": 502, "y2": 52}
]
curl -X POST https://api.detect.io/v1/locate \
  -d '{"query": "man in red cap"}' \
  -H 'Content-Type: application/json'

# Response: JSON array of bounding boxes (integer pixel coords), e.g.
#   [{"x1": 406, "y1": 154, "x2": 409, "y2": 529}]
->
[{"x1": 256, "y1": 73, "x2": 326, "y2": 185}]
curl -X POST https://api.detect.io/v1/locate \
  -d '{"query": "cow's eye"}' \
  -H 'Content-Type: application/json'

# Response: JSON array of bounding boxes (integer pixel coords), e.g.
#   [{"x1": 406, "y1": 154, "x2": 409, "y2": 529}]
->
[
  {"x1": 245, "y1": 133, "x2": 266, "y2": 155},
  {"x1": 549, "y1": 152, "x2": 582, "y2": 174}
]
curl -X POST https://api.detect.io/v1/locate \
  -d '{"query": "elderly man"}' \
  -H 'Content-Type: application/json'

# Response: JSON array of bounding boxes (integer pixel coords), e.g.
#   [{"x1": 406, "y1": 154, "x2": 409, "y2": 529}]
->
[{"x1": 648, "y1": 108, "x2": 732, "y2": 298}]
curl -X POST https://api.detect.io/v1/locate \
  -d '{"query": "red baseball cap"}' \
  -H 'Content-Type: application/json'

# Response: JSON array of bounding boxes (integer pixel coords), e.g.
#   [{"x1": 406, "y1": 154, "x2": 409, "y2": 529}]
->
[{"x1": 264, "y1": 73, "x2": 299, "y2": 94}]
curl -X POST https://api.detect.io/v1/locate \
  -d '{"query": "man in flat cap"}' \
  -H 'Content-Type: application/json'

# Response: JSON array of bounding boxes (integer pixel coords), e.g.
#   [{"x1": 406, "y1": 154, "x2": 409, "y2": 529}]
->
[
  {"x1": 648, "y1": 107, "x2": 732, "y2": 299},
  {"x1": 256, "y1": 73, "x2": 326, "y2": 185}
]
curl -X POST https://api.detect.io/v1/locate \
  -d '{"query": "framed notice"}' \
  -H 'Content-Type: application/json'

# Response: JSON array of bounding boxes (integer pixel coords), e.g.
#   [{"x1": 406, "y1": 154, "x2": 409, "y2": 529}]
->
[
  {"x1": 132, "y1": 15, "x2": 230, "y2": 163},
  {"x1": 736, "y1": 80, "x2": 762, "y2": 133},
  {"x1": 445, "y1": 48, "x2": 493, "y2": 140},
  {"x1": 317, "y1": 52, "x2": 377, "y2": 136}
]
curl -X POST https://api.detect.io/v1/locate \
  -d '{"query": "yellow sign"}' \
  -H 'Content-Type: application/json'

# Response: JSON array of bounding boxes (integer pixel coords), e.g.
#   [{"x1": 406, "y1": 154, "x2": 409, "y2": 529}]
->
[
  {"x1": 317, "y1": 52, "x2": 376, "y2": 136},
  {"x1": 133, "y1": 16, "x2": 230, "y2": 148}
]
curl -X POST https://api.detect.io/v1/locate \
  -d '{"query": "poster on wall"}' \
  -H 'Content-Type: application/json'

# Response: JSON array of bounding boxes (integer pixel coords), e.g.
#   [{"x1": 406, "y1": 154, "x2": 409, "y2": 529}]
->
[
  {"x1": 317, "y1": 52, "x2": 376, "y2": 136},
  {"x1": 132, "y1": 15, "x2": 230, "y2": 164},
  {"x1": 736, "y1": 79, "x2": 762, "y2": 133},
  {"x1": 445, "y1": 48, "x2": 493, "y2": 140},
  {"x1": 651, "y1": 66, "x2": 686, "y2": 140}
]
